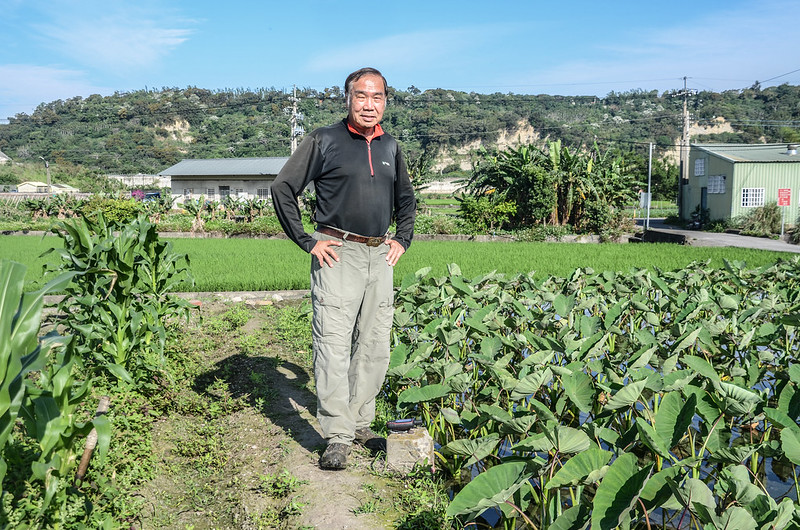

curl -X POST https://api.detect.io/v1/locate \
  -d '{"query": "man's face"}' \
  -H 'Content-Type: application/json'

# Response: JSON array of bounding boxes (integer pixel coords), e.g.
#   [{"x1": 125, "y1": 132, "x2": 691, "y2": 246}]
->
[{"x1": 347, "y1": 74, "x2": 386, "y2": 134}]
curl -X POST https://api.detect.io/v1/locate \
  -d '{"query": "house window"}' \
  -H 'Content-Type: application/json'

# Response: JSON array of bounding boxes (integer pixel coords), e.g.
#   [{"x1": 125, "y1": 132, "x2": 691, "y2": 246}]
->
[
  {"x1": 235, "y1": 188, "x2": 244, "y2": 197},
  {"x1": 741, "y1": 188, "x2": 765, "y2": 207},
  {"x1": 694, "y1": 158, "x2": 705, "y2": 176},
  {"x1": 219, "y1": 185, "x2": 230, "y2": 199},
  {"x1": 206, "y1": 188, "x2": 215, "y2": 200},
  {"x1": 183, "y1": 188, "x2": 193, "y2": 197},
  {"x1": 708, "y1": 175, "x2": 726, "y2": 194},
  {"x1": 257, "y1": 188, "x2": 270, "y2": 200}
]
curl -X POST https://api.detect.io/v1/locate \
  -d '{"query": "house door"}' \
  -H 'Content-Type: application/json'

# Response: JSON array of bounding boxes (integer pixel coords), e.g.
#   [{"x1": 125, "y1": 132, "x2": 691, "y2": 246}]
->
[{"x1": 700, "y1": 187, "x2": 708, "y2": 211}]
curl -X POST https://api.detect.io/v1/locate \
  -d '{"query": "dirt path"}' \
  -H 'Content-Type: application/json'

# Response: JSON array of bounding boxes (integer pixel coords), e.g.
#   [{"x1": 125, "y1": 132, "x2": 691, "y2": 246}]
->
[{"x1": 138, "y1": 298, "x2": 400, "y2": 529}]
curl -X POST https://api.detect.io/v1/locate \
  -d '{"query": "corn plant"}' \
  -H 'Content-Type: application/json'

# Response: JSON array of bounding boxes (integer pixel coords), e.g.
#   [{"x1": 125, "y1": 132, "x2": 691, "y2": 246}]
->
[
  {"x1": 0, "y1": 260, "x2": 109, "y2": 516},
  {"x1": 387, "y1": 259, "x2": 800, "y2": 528},
  {"x1": 43, "y1": 213, "x2": 194, "y2": 386}
]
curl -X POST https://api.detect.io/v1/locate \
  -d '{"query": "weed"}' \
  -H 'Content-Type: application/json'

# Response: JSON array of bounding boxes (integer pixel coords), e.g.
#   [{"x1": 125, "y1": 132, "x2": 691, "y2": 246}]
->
[
  {"x1": 258, "y1": 469, "x2": 307, "y2": 498},
  {"x1": 352, "y1": 498, "x2": 379, "y2": 515},
  {"x1": 236, "y1": 333, "x2": 264, "y2": 356}
]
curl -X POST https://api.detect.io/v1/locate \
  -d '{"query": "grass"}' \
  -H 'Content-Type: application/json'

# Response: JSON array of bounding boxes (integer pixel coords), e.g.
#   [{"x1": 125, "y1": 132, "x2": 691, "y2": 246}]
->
[{"x1": 1, "y1": 234, "x2": 794, "y2": 292}]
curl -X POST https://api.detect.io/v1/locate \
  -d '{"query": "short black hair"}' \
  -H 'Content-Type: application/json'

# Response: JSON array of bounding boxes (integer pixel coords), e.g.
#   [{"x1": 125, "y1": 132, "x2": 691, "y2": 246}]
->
[{"x1": 344, "y1": 67, "x2": 388, "y2": 98}]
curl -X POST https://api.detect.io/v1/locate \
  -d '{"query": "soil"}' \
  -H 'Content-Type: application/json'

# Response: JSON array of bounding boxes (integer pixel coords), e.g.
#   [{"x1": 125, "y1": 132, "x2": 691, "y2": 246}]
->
[{"x1": 136, "y1": 296, "x2": 403, "y2": 529}]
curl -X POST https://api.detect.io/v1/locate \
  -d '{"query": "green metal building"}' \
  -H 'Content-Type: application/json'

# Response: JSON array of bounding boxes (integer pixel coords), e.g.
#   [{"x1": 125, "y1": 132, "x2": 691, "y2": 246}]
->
[{"x1": 684, "y1": 143, "x2": 800, "y2": 225}]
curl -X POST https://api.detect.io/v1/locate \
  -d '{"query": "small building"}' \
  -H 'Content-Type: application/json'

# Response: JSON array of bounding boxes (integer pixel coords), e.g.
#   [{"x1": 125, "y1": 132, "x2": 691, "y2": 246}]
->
[
  {"x1": 17, "y1": 181, "x2": 51, "y2": 193},
  {"x1": 159, "y1": 157, "x2": 289, "y2": 205},
  {"x1": 16, "y1": 181, "x2": 79, "y2": 194},
  {"x1": 684, "y1": 143, "x2": 800, "y2": 223}
]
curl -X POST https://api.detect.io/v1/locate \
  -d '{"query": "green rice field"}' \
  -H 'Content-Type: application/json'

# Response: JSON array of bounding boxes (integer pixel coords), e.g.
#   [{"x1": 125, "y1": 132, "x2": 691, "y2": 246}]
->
[{"x1": 1, "y1": 234, "x2": 795, "y2": 292}]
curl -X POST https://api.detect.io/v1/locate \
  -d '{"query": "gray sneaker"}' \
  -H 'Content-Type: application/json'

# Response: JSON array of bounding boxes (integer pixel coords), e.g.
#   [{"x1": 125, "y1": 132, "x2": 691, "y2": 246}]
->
[
  {"x1": 354, "y1": 427, "x2": 386, "y2": 453},
  {"x1": 320, "y1": 443, "x2": 350, "y2": 469}
]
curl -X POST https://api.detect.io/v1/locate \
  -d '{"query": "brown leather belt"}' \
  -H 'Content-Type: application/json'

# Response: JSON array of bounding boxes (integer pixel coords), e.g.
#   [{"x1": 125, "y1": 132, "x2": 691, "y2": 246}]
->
[{"x1": 317, "y1": 226, "x2": 386, "y2": 247}]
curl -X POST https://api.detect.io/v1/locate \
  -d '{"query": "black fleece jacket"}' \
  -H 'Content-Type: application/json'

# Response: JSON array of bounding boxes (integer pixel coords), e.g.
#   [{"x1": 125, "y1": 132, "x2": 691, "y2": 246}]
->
[{"x1": 271, "y1": 119, "x2": 416, "y2": 253}]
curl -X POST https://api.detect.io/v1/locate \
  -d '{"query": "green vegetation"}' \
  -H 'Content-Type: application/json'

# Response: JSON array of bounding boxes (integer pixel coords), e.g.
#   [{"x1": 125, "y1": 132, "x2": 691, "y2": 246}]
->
[
  {"x1": 0, "y1": 235, "x2": 792, "y2": 292},
  {"x1": 386, "y1": 259, "x2": 800, "y2": 528},
  {"x1": 1, "y1": 83, "x2": 799, "y2": 201}
]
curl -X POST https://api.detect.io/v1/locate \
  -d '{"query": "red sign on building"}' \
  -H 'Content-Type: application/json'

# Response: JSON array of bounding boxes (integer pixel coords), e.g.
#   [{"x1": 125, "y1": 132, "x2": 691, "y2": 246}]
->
[{"x1": 778, "y1": 188, "x2": 791, "y2": 207}]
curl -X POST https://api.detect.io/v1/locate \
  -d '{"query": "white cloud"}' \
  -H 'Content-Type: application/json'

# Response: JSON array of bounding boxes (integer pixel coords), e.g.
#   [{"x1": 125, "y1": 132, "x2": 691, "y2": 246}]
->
[
  {"x1": 32, "y1": 3, "x2": 194, "y2": 74},
  {"x1": 0, "y1": 64, "x2": 110, "y2": 120}
]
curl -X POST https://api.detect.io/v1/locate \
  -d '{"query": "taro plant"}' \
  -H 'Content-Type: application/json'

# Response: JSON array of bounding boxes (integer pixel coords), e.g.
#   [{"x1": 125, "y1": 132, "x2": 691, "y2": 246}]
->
[
  {"x1": 43, "y1": 213, "x2": 194, "y2": 387},
  {"x1": 387, "y1": 259, "x2": 800, "y2": 528}
]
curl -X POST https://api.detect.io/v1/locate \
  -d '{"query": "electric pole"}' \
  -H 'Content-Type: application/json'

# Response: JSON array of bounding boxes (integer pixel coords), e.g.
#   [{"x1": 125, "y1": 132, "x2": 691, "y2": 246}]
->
[
  {"x1": 673, "y1": 77, "x2": 696, "y2": 218},
  {"x1": 39, "y1": 156, "x2": 51, "y2": 193},
  {"x1": 287, "y1": 86, "x2": 304, "y2": 154}
]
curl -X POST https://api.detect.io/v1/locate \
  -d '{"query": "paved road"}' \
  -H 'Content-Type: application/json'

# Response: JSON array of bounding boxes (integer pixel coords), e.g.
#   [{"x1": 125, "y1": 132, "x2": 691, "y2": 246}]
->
[{"x1": 638, "y1": 218, "x2": 800, "y2": 254}]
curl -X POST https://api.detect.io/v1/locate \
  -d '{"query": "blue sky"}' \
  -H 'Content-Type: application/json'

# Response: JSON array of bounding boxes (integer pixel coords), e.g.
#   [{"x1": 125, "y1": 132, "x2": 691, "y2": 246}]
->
[{"x1": 2, "y1": 0, "x2": 799, "y2": 122}]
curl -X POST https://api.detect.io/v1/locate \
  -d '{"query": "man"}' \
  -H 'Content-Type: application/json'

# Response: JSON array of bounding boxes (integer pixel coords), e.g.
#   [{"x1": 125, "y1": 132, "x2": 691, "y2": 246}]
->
[{"x1": 271, "y1": 67, "x2": 416, "y2": 469}]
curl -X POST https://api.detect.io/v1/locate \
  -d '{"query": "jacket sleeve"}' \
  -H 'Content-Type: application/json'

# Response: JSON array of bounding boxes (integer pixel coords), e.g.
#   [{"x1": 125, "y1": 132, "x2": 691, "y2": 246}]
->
[
  {"x1": 392, "y1": 144, "x2": 416, "y2": 250},
  {"x1": 271, "y1": 136, "x2": 323, "y2": 253}
]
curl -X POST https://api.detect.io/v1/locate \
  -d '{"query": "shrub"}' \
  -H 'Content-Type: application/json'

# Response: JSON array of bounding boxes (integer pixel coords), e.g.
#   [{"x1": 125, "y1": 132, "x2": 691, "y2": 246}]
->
[
  {"x1": 79, "y1": 195, "x2": 144, "y2": 226},
  {"x1": 514, "y1": 224, "x2": 573, "y2": 242},
  {"x1": 737, "y1": 201, "x2": 781, "y2": 237}
]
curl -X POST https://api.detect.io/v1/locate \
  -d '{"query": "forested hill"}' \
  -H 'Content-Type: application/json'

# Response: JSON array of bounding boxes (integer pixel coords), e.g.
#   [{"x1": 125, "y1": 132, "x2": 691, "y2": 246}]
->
[{"x1": 1, "y1": 83, "x2": 799, "y2": 176}]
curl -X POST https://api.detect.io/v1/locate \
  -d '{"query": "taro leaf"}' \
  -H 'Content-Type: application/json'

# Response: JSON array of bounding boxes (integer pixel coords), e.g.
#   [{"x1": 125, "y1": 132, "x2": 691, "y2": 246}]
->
[
  {"x1": 717, "y1": 465, "x2": 764, "y2": 506},
  {"x1": 635, "y1": 418, "x2": 671, "y2": 460},
  {"x1": 668, "y1": 476, "x2": 715, "y2": 514},
  {"x1": 672, "y1": 326, "x2": 701, "y2": 355},
  {"x1": 780, "y1": 428, "x2": 800, "y2": 466},
  {"x1": 639, "y1": 465, "x2": 683, "y2": 511},
  {"x1": 386, "y1": 362, "x2": 424, "y2": 379},
  {"x1": 439, "y1": 407, "x2": 461, "y2": 425},
  {"x1": 682, "y1": 385, "x2": 722, "y2": 424},
  {"x1": 450, "y1": 275, "x2": 474, "y2": 296},
  {"x1": 442, "y1": 434, "x2": 500, "y2": 468},
  {"x1": 718, "y1": 506, "x2": 757, "y2": 530},
  {"x1": 764, "y1": 407, "x2": 800, "y2": 435},
  {"x1": 629, "y1": 345, "x2": 657, "y2": 370},
  {"x1": 655, "y1": 392, "x2": 696, "y2": 449},
  {"x1": 499, "y1": 414, "x2": 537, "y2": 436},
  {"x1": 562, "y1": 370, "x2": 595, "y2": 413},
  {"x1": 603, "y1": 301, "x2": 627, "y2": 331},
  {"x1": 682, "y1": 355, "x2": 720, "y2": 383},
  {"x1": 510, "y1": 368, "x2": 552, "y2": 401},
  {"x1": 603, "y1": 380, "x2": 646, "y2": 411},
  {"x1": 553, "y1": 293, "x2": 576, "y2": 316},
  {"x1": 662, "y1": 369, "x2": 696, "y2": 392},
  {"x1": 546, "y1": 448, "x2": 612, "y2": 489},
  {"x1": 480, "y1": 335, "x2": 503, "y2": 356},
  {"x1": 446, "y1": 263, "x2": 462, "y2": 276},
  {"x1": 393, "y1": 309, "x2": 412, "y2": 328},
  {"x1": 718, "y1": 382, "x2": 762, "y2": 416},
  {"x1": 789, "y1": 364, "x2": 800, "y2": 385},
  {"x1": 513, "y1": 425, "x2": 591, "y2": 455},
  {"x1": 590, "y1": 453, "x2": 653, "y2": 530},
  {"x1": 709, "y1": 444, "x2": 761, "y2": 465},
  {"x1": 397, "y1": 383, "x2": 451, "y2": 407},
  {"x1": 549, "y1": 503, "x2": 591, "y2": 530},
  {"x1": 478, "y1": 404, "x2": 512, "y2": 423},
  {"x1": 527, "y1": 398, "x2": 556, "y2": 423},
  {"x1": 445, "y1": 460, "x2": 534, "y2": 521},
  {"x1": 388, "y1": 343, "x2": 409, "y2": 369},
  {"x1": 717, "y1": 294, "x2": 741, "y2": 310}
]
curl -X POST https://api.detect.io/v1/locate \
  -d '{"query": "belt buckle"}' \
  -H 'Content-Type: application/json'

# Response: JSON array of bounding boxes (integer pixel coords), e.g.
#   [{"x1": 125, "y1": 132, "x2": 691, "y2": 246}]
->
[{"x1": 366, "y1": 236, "x2": 383, "y2": 247}]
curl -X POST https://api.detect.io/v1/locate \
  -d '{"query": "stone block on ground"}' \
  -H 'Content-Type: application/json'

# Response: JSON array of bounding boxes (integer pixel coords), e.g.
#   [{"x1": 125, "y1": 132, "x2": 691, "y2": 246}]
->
[{"x1": 386, "y1": 428, "x2": 434, "y2": 474}]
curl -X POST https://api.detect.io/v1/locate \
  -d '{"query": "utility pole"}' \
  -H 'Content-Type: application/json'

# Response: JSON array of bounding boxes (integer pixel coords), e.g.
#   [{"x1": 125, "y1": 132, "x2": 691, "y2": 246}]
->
[
  {"x1": 39, "y1": 156, "x2": 51, "y2": 193},
  {"x1": 673, "y1": 77, "x2": 696, "y2": 218},
  {"x1": 288, "y1": 86, "x2": 304, "y2": 154}
]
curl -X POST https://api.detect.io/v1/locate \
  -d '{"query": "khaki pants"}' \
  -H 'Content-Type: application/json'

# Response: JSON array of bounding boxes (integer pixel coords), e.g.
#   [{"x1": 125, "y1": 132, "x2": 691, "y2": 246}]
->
[{"x1": 310, "y1": 231, "x2": 394, "y2": 445}]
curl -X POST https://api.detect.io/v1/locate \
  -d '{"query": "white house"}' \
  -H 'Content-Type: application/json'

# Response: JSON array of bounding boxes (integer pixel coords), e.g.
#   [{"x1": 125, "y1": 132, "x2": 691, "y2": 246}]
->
[{"x1": 159, "y1": 157, "x2": 289, "y2": 205}]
